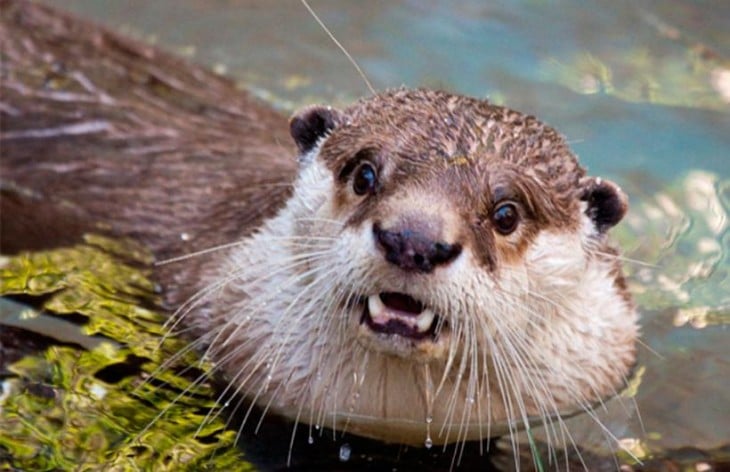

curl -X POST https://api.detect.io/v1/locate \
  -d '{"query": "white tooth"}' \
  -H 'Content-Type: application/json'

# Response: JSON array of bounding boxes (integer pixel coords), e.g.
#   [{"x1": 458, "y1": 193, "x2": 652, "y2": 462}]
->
[
  {"x1": 415, "y1": 308, "x2": 436, "y2": 332},
  {"x1": 368, "y1": 294, "x2": 385, "y2": 317}
]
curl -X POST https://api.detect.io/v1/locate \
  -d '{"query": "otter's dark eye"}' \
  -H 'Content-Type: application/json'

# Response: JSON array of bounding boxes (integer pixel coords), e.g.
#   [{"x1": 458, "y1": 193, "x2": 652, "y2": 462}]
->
[
  {"x1": 353, "y1": 162, "x2": 378, "y2": 196},
  {"x1": 492, "y1": 202, "x2": 519, "y2": 235}
]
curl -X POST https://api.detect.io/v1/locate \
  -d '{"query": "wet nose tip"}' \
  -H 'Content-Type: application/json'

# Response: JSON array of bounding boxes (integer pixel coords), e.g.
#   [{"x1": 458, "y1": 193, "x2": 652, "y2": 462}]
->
[{"x1": 374, "y1": 223, "x2": 462, "y2": 273}]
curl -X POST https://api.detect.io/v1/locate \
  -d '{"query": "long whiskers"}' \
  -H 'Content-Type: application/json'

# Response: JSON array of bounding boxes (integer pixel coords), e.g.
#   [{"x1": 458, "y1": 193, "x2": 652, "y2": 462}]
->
[
  {"x1": 300, "y1": 0, "x2": 376, "y2": 95},
  {"x1": 155, "y1": 234, "x2": 338, "y2": 266},
  {"x1": 588, "y1": 248, "x2": 659, "y2": 268}
]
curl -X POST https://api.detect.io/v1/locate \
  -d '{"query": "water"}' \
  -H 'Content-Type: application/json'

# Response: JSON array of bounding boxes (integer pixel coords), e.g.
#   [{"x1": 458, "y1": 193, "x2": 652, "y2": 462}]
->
[
  {"x1": 339, "y1": 442, "x2": 352, "y2": 462},
  {"x1": 26, "y1": 0, "x2": 730, "y2": 468}
]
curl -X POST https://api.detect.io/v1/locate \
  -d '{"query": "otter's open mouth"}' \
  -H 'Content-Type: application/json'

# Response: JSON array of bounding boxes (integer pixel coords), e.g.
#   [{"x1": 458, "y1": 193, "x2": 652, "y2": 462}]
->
[{"x1": 361, "y1": 292, "x2": 440, "y2": 340}]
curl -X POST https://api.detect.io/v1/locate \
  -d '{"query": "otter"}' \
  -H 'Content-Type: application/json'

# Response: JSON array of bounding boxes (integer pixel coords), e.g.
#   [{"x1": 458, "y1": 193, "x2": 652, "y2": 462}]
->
[
  {"x1": 0, "y1": 0, "x2": 637, "y2": 456},
  {"x1": 192, "y1": 88, "x2": 638, "y2": 446}
]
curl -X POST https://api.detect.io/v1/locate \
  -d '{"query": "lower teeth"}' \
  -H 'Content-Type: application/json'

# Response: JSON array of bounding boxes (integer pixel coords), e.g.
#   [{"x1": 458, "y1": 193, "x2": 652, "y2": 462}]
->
[{"x1": 366, "y1": 294, "x2": 436, "y2": 334}]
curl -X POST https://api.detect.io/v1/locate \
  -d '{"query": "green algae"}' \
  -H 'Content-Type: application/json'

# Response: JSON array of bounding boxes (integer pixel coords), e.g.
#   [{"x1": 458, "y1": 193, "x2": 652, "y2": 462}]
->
[{"x1": 0, "y1": 236, "x2": 252, "y2": 471}]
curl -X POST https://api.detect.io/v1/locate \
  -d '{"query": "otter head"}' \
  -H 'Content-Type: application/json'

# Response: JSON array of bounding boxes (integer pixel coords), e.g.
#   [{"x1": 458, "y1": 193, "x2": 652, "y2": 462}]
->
[{"x1": 217, "y1": 88, "x2": 637, "y2": 447}]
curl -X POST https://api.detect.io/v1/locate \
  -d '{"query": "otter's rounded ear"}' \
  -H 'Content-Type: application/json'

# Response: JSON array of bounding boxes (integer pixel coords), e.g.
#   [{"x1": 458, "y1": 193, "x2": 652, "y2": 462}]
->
[
  {"x1": 581, "y1": 177, "x2": 628, "y2": 233},
  {"x1": 289, "y1": 105, "x2": 341, "y2": 156}
]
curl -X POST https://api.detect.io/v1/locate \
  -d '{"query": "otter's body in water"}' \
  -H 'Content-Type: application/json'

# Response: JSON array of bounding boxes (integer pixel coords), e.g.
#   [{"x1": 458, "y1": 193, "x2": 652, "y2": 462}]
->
[
  {"x1": 0, "y1": 0, "x2": 637, "y2": 453},
  {"x1": 194, "y1": 88, "x2": 638, "y2": 445}
]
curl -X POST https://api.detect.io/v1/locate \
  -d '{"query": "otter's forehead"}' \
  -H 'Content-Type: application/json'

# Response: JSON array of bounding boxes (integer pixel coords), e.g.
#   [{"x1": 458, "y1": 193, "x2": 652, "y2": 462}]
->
[
  {"x1": 331, "y1": 88, "x2": 579, "y2": 168},
  {"x1": 319, "y1": 88, "x2": 586, "y2": 228}
]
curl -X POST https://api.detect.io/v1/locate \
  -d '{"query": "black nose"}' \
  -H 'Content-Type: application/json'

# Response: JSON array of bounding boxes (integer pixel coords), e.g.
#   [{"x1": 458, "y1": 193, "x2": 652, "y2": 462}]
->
[{"x1": 374, "y1": 223, "x2": 462, "y2": 273}]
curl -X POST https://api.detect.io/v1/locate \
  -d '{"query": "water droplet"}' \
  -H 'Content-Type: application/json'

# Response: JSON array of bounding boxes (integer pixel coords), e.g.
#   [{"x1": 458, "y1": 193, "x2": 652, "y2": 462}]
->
[
  {"x1": 467, "y1": 396, "x2": 475, "y2": 404},
  {"x1": 338, "y1": 443, "x2": 352, "y2": 462},
  {"x1": 425, "y1": 415, "x2": 433, "y2": 424},
  {"x1": 308, "y1": 435, "x2": 314, "y2": 444},
  {"x1": 314, "y1": 424, "x2": 320, "y2": 430},
  {"x1": 180, "y1": 232, "x2": 190, "y2": 241},
  {"x1": 424, "y1": 437, "x2": 433, "y2": 449}
]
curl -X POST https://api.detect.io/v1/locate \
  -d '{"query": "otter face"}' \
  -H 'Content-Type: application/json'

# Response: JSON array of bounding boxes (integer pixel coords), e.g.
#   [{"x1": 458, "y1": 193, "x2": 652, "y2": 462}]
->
[{"x1": 216, "y1": 89, "x2": 637, "y2": 446}]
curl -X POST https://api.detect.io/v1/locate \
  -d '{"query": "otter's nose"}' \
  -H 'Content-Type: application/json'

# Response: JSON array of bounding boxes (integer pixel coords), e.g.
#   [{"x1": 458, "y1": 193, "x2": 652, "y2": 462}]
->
[{"x1": 374, "y1": 223, "x2": 462, "y2": 273}]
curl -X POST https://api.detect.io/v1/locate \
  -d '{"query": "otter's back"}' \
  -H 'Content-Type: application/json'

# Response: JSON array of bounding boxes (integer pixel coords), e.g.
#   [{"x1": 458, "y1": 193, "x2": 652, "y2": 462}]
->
[{"x1": 0, "y1": 1, "x2": 297, "y2": 265}]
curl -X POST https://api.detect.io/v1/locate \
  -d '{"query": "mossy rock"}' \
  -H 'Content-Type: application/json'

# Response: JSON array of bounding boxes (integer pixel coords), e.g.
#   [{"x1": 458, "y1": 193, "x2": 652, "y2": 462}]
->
[{"x1": 0, "y1": 236, "x2": 251, "y2": 471}]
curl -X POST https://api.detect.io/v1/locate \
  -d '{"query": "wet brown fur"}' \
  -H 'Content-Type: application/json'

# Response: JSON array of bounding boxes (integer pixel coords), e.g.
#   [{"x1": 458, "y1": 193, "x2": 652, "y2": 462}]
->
[{"x1": 0, "y1": 0, "x2": 296, "y2": 307}]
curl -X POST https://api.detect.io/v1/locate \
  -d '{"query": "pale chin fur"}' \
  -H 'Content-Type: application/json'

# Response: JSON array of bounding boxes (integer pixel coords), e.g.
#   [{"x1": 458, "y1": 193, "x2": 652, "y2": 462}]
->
[{"x1": 198, "y1": 148, "x2": 638, "y2": 448}]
